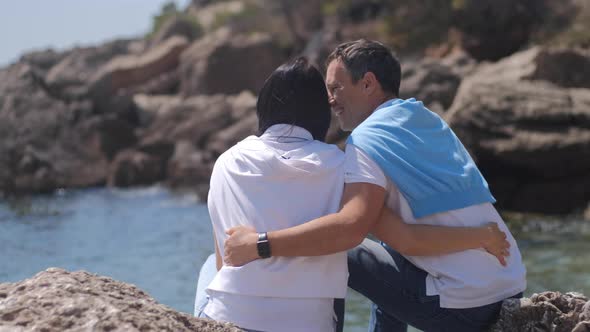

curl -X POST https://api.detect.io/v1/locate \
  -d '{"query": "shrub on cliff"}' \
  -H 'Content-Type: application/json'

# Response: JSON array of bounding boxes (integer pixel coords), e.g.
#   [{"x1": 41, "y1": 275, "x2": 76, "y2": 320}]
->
[{"x1": 149, "y1": 1, "x2": 202, "y2": 40}]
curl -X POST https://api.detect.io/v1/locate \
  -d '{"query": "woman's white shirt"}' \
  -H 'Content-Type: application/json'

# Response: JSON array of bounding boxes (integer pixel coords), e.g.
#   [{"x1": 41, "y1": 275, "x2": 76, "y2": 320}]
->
[{"x1": 204, "y1": 124, "x2": 347, "y2": 331}]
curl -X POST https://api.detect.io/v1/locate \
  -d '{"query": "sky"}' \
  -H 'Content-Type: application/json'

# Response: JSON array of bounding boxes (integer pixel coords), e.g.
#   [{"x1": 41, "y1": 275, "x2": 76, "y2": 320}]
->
[{"x1": 0, "y1": 0, "x2": 191, "y2": 66}]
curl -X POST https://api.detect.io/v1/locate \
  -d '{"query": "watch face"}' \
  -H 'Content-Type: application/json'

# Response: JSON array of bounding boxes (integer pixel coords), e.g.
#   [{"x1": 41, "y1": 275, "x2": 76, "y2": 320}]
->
[{"x1": 257, "y1": 237, "x2": 271, "y2": 258}]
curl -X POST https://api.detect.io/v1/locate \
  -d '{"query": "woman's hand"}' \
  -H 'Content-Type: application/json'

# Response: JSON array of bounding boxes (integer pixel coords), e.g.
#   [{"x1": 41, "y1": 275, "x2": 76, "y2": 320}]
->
[
  {"x1": 223, "y1": 225, "x2": 259, "y2": 266},
  {"x1": 480, "y1": 222, "x2": 510, "y2": 266}
]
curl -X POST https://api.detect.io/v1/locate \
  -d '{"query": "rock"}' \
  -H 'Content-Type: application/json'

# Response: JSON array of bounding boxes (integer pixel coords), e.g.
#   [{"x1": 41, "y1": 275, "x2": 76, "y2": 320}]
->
[
  {"x1": 80, "y1": 115, "x2": 138, "y2": 160},
  {"x1": 453, "y1": 0, "x2": 545, "y2": 61},
  {"x1": 274, "y1": 0, "x2": 324, "y2": 50},
  {"x1": 446, "y1": 47, "x2": 590, "y2": 214},
  {"x1": 179, "y1": 28, "x2": 286, "y2": 96},
  {"x1": 446, "y1": 45, "x2": 590, "y2": 90},
  {"x1": 88, "y1": 36, "x2": 189, "y2": 113},
  {"x1": 133, "y1": 94, "x2": 184, "y2": 126},
  {"x1": 490, "y1": 291, "x2": 589, "y2": 332},
  {"x1": 139, "y1": 92, "x2": 256, "y2": 150},
  {"x1": 126, "y1": 69, "x2": 181, "y2": 96},
  {"x1": 206, "y1": 111, "x2": 257, "y2": 155},
  {"x1": 0, "y1": 268, "x2": 243, "y2": 332},
  {"x1": 400, "y1": 59, "x2": 462, "y2": 112},
  {"x1": 20, "y1": 48, "x2": 71, "y2": 73},
  {"x1": 45, "y1": 39, "x2": 134, "y2": 99},
  {"x1": 167, "y1": 140, "x2": 215, "y2": 191},
  {"x1": 528, "y1": 48, "x2": 590, "y2": 89},
  {"x1": 399, "y1": 49, "x2": 477, "y2": 114},
  {"x1": 108, "y1": 149, "x2": 165, "y2": 187},
  {"x1": 0, "y1": 63, "x2": 112, "y2": 194}
]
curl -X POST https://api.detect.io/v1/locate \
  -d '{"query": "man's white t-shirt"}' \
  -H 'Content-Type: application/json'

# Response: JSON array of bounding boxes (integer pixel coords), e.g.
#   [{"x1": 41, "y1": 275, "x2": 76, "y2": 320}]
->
[{"x1": 344, "y1": 144, "x2": 527, "y2": 308}]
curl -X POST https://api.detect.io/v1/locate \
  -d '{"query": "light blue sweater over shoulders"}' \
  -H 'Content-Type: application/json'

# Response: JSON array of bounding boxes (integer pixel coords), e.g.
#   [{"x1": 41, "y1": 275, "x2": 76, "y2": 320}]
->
[{"x1": 347, "y1": 98, "x2": 495, "y2": 218}]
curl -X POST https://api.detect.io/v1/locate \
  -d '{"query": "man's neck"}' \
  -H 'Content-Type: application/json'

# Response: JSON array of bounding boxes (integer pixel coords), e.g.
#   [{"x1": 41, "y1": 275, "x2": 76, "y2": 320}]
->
[{"x1": 370, "y1": 93, "x2": 397, "y2": 113}]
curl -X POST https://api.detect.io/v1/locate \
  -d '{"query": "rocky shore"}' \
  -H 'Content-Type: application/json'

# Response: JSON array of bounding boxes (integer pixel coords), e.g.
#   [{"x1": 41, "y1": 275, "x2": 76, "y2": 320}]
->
[
  {"x1": 0, "y1": 268, "x2": 588, "y2": 332},
  {"x1": 1, "y1": 0, "x2": 589, "y2": 215},
  {"x1": 0, "y1": 268, "x2": 243, "y2": 332}
]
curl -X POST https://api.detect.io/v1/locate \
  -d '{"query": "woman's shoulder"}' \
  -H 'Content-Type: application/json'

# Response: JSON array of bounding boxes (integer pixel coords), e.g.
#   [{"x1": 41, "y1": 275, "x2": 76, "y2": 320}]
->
[{"x1": 308, "y1": 140, "x2": 345, "y2": 155}]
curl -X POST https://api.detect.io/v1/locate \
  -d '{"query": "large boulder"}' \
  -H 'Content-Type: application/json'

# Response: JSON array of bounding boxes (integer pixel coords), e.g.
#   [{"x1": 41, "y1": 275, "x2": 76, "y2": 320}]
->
[
  {"x1": 179, "y1": 28, "x2": 286, "y2": 96},
  {"x1": 19, "y1": 48, "x2": 71, "y2": 74},
  {"x1": 139, "y1": 92, "x2": 256, "y2": 150},
  {"x1": 166, "y1": 140, "x2": 215, "y2": 198},
  {"x1": 88, "y1": 36, "x2": 190, "y2": 113},
  {"x1": 490, "y1": 291, "x2": 590, "y2": 332},
  {"x1": 203, "y1": 91, "x2": 257, "y2": 155},
  {"x1": 452, "y1": 0, "x2": 545, "y2": 61},
  {"x1": 108, "y1": 149, "x2": 166, "y2": 187},
  {"x1": 206, "y1": 111, "x2": 257, "y2": 156},
  {"x1": 128, "y1": 92, "x2": 256, "y2": 191},
  {"x1": 0, "y1": 63, "x2": 117, "y2": 194},
  {"x1": 0, "y1": 268, "x2": 242, "y2": 332},
  {"x1": 45, "y1": 39, "x2": 134, "y2": 99},
  {"x1": 527, "y1": 48, "x2": 590, "y2": 89},
  {"x1": 401, "y1": 61, "x2": 460, "y2": 113},
  {"x1": 133, "y1": 94, "x2": 184, "y2": 126},
  {"x1": 446, "y1": 47, "x2": 590, "y2": 214}
]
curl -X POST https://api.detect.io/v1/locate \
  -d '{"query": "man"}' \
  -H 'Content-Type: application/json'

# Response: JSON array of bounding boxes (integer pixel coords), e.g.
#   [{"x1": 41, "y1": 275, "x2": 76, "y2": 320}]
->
[{"x1": 223, "y1": 39, "x2": 526, "y2": 332}]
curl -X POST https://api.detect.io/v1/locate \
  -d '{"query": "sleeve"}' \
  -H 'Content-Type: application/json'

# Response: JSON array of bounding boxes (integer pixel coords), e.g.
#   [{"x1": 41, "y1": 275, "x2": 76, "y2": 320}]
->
[{"x1": 344, "y1": 144, "x2": 388, "y2": 189}]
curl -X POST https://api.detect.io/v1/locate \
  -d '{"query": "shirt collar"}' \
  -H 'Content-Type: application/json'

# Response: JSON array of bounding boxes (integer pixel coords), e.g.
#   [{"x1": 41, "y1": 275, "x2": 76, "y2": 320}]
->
[{"x1": 261, "y1": 124, "x2": 313, "y2": 141}]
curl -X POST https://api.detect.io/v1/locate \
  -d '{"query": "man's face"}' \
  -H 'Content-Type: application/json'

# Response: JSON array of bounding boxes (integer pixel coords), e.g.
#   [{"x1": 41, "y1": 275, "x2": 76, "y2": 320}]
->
[{"x1": 326, "y1": 59, "x2": 373, "y2": 131}]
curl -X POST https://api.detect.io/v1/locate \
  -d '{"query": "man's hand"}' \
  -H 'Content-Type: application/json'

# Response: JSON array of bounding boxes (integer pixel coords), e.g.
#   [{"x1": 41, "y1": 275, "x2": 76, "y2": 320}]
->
[
  {"x1": 481, "y1": 222, "x2": 510, "y2": 266},
  {"x1": 223, "y1": 225, "x2": 259, "y2": 266}
]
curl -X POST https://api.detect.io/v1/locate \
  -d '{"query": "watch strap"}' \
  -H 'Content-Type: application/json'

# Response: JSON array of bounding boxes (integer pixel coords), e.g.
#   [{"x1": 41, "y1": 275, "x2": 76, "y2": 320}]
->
[{"x1": 257, "y1": 232, "x2": 271, "y2": 259}]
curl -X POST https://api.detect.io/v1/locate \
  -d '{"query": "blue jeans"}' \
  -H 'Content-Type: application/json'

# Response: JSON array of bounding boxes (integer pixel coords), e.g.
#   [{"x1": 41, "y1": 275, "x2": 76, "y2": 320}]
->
[
  {"x1": 347, "y1": 239, "x2": 521, "y2": 332},
  {"x1": 194, "y1": 254, "x2": 217, "y2": 317},
  {"x1": 194, "y1": 254, "x2": 264, "y2": 332}
]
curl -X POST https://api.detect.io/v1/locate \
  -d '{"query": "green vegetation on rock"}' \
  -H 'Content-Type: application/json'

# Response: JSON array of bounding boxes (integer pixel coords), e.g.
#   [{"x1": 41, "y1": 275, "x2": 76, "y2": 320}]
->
[{"x1": 148, "y1": 1, "x2": 203, "y2": 39}]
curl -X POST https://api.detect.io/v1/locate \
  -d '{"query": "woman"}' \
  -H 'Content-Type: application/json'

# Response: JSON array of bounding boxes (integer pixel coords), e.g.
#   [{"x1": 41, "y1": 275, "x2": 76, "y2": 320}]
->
[{"x1": 195, "y1": 57, "x2": 509, "y2": 332}]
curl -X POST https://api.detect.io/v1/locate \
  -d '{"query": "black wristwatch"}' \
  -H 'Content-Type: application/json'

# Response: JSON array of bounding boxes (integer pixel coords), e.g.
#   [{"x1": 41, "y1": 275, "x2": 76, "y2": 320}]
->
[{"x1": 257, "y1": 232, "x2": 271, "y2": 259}]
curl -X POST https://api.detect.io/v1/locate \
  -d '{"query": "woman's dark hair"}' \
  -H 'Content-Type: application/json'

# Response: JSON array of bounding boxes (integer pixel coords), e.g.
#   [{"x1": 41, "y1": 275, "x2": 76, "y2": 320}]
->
[{"x1": 256, "y1": 57, "x2": 331, "y2": 142}]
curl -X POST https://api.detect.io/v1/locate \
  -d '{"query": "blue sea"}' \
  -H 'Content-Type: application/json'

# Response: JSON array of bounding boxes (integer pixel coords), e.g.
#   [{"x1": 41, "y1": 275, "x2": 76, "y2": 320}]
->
[{"x1": 1, "y1": 187, "x2": 589, "y2": 332}]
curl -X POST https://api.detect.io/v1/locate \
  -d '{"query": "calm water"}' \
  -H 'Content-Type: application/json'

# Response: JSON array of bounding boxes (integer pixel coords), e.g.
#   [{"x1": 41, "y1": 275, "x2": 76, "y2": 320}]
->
[{"x1": 1, "y1": 187, "x2": 588, "y2": 332}]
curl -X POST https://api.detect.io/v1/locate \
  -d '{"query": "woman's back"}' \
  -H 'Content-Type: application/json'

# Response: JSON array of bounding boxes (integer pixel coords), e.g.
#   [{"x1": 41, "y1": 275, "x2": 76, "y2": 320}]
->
[{"x1": 205, "y1": 124, "x2": 347, "y2": 331}]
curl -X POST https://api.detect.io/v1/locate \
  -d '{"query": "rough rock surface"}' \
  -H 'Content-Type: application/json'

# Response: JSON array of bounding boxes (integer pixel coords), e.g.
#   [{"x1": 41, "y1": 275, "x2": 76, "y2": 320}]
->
[
  {"x1": 179, "y1": 28, "x2": 286, "y2": 96},
  {"x1": 45, "y1": 39, "x2": 135, "y2": 99},
  {"x1": 453, "y1": 0, "x2": 545, "y2": 61},
  {"x1": 88, "y1": 36, "x2": 190, "y2": 111},
  {"x1": 446, "y1": 47, "x2": 590, "y2": 213},
  {"x1": 0, "y1": 268, "x2": 243, "y2": 332},
  {"x1": 490, "y1": 291, "x2": 590, "y2": 332},
  {"x1": 0, "y1": 63, "x2": 112, "y2": 194}
]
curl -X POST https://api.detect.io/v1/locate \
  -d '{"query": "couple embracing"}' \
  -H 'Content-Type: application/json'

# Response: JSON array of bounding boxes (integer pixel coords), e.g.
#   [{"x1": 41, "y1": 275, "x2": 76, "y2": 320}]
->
[{"x1": 194, "y1": 39, "x2": 526, "y2": 332}]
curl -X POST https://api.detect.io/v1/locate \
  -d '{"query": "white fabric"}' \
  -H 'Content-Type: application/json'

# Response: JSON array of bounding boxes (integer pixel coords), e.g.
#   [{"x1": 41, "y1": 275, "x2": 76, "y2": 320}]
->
[
  {"x1": 204, "y1": 124, "x2": 346, "y2": 331},
  {"x1": 205, "y1": 290, "x2": 335, "y2": 332},
  {"x1": 344, "y1": 144, "x2": 527, "y2": 309}
]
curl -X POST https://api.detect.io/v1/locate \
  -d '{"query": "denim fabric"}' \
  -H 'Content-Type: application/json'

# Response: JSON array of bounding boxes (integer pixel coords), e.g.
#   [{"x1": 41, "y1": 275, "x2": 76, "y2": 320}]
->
[
  {"x1": 194, "y1": 253, "x2": 217, "y2": 317},
  {"x1": 347, "y1": 239, "x2": 521, "y2": 332},
  {"x1": 334, "y1": 298, "x2": 345, "y2": 332}
]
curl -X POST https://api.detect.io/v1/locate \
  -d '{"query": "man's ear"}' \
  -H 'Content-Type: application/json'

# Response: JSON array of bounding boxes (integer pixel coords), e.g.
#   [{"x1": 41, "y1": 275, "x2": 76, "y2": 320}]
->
[{"x1": 361, "y1": 72, "x2": 378, "y2": 95}]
